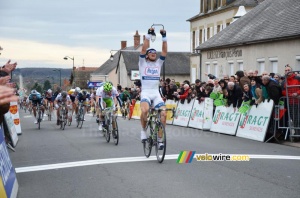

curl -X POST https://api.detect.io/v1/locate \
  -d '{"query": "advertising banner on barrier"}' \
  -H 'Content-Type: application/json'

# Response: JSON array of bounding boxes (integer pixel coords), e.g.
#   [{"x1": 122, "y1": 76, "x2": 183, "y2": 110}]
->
[
  {"x1": 131, "y1": 101, "x2": 141, "y2": 119},
  {"x1": 165, "y1": 100, "x2": 177, "y2": 125},
  {"x1": 173, "y1": 99, "x2": 195, "y2": 127},
  {"x1": 210, "y1": 105, "x2": 241, "y2": 135},
  {"x1": 8, "y1": 102, "x2": 22, "y2": 135},
  {"x1": 188, "y1": 100, "x2": 205, "y2": 129},
  {"x1": 3, "y1": 114, "x2": 18, "y2": 148},
  {"x1": 236, "y1": 100, "x2": 274, "y2": 142},
  {"x1": 203, "y1": 98, "x2": 214, "y2": 130},
  {"x1": 0, "y1": 127, "x2": 18, "y2": 198}
]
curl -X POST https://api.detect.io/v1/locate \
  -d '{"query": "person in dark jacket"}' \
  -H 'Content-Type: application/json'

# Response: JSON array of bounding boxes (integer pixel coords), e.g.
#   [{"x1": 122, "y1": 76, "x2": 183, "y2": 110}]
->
[
  {"x1": 225, "y1": 82, "x2": 243, "y2": 110},
  {"x1": 262, "y1": 76, "x2": 282, "y2": 105}
]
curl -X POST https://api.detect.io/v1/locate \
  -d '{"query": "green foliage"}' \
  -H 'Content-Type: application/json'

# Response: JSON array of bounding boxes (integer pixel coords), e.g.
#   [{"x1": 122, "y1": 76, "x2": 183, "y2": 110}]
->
[
  {"x1": 32, "y1": 82, "x2": 43, "y2": 93},
  {"x1": 43, "y1": 80, "x2": 52, "y2": 91}
]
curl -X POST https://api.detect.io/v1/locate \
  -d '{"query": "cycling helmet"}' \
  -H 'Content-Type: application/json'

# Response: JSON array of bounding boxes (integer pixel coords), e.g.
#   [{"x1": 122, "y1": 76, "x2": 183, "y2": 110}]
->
[
  {"x1": 146, "y1": 48, "x2": 156, "y2": 55},
  {"x1": 47, "y1": 89, "x2": 52, "y2": 93},
  {"x1": 31, "y1": 90, "x2": 37, "y2": 95},
  {"x1": 103, "y1": 82, "x2": 113, "y2": 92},
  {"x1": 61, "y1": 91, "x2": 67, "y2": 98},
  {"x1": 75, "y1": 87, "x2": 81, "y2": 93}
]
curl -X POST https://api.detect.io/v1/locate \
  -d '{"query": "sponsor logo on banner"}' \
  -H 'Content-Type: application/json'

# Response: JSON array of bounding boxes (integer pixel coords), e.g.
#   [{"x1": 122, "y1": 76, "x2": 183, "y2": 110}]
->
[
  {"x1": 210, "y1": 106, "x2": 241, "y2": 135},
  {"x1": 9, "y1": 106, "x2": 17, "y2": 115},
  {"x1": 173, "y1": 99, "x2": 194, "y2": 127},
  {"x1": 13, "y1": 119, "x2": 20, "y2": 126},
  {"x1": 236, "y1": 100, "x2": 273, "y2": 142}
]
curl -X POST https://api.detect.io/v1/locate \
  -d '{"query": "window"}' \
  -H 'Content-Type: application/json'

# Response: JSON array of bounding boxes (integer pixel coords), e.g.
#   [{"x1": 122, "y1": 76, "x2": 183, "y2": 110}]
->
[
  {"x1": 200, "y1": 0, "x2": 204, "y2": 13},
  {"x1": 238, "y1": 62, "x2": 243, "y2": 71},
  {"x1": 206, "y1": 64, "x2": 211, "y2": 74},
  {"x1": 191, "y1": 68, "x2": 196, "y2": 84},
  {"x1": 207, "y1": 0, "x2": 211, "y2": 11},
  {"x1": 226, "y1": 22, "x2": 230, "y2": 27},
  {"x1": 192, "y1": 31, "x2": 195, "y2": 53},
  {"x1": 199, "y1": 29, "x2": 203, "y2": 44},
  {"x1": 296, "y1": 56, "x2": 300, "y2": 71},
  {"x1": 217, "y1": 25, "x2": 221, "y2": 33},
  {"x1": 271, "y1": 61, "x2": 278, "y2": 73},
  {"x1": 259, "y1": 62, "x2": 265, "y2": 75},
  {"x1": 213, "y1": 0, "x2": 218, "y2": 10},
  {"x1": 214, "y1": 64, "x2": 218, "y2": 77},
  {"x1": 207, "y1": 27, "x2": 210, "y2": 39},
  {"x1": 228, "y1": 63, "x2": 234, "y2": 75}
]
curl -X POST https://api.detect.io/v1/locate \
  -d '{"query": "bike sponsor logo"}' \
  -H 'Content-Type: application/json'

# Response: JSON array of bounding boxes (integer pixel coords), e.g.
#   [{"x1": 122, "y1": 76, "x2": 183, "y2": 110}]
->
[{"x1": 144, "y1": 67, "x2": 159, "y2": 76}]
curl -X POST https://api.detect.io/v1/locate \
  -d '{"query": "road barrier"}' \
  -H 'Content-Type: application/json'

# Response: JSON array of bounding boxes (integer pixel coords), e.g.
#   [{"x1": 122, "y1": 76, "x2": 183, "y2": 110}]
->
[{"x1": 125, "y1": 98, "x2": 273, "y2": 142}]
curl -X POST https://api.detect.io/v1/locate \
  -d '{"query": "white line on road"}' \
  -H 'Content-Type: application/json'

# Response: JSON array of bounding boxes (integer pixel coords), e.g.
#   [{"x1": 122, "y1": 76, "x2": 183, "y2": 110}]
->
[{"x1": 15, "y1": 154, "x2": 300, "y2": 173}]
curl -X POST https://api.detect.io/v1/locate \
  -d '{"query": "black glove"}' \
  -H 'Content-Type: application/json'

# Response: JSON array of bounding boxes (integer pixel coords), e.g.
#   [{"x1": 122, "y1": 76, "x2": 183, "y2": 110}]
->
[
  {"x1": 267, "y1": 98, "x2": 271, "y2": 102},
  {"x1": 148, "y1": 28, "x2": 154, "y2": 35},
  {"x1": 160, "y1": 30, "x2": 166, "y2": 37},
  {"x1": 255, "y1": 103, "x2": 258, "y2": 108}
]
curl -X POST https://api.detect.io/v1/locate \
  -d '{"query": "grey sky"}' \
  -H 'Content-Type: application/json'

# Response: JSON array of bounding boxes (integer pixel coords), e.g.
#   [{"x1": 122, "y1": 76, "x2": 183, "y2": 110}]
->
[{"x1": 0, "y1": 0, "x2": 199, "y2": 68}]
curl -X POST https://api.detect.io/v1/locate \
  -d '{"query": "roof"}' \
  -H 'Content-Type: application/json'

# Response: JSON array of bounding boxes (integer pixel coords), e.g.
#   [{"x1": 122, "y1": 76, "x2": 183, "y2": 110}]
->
[
  {"x1": 75, "y1": 67, "x2": 98, "y2": 72},
  {"x1": 92, "y1": 51, "x2": 120, "y2": 75},
  {"x1": 196, "y1": 0, "x2": 300, "y2": 50},
  {"x1": 121, "y1": 51, "x2": 190, "y2": 75},
  {"x1": 92, "y1": 45, "x2": 142, "y2": 75},
  {"x1": 187, "y1": 0, "x2": 260, "y2": 22}
]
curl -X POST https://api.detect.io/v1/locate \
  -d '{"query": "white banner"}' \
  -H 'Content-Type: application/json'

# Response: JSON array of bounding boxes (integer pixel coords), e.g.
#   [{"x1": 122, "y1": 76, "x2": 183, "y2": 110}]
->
[
  {"x1": 210, "y1": 105, "x2": 241, "y2": 135},
  {"x1": 165, "y1": 100, "x2": 177, "y2": 125},
  {"x1": 236, "y1": 100, "x2": 274, "y2": 142},
  {"x1": 173, "y1": 99, "x2": 195, "y2": 127},
  {"x1": 4, "y1": 114, "x2": 18, "y2": 148},
  {"x1": 203, "y1": 98, "x2": 214, "y2": 130},
  {"x1": 8, "y1": 102, "x2": 22, "y2": 135},
  {"x1": 188, "y1": 100, "x2": 205, "y2": 129}
]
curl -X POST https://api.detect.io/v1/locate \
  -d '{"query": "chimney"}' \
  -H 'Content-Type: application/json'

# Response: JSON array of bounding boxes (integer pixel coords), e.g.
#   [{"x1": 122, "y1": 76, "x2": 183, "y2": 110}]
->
[
  {"x1": 134, "y1": 30, "x2": 140, "y2": 48},
  {"x1": 121, "y1": 41, "x2": 127, "y2": 49}
]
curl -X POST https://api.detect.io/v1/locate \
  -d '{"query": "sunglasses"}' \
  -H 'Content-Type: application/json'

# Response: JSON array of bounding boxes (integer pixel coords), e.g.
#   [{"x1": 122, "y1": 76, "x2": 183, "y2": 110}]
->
[{"x1": 147, "y1": 50, "x2": 156, "y2": 54}]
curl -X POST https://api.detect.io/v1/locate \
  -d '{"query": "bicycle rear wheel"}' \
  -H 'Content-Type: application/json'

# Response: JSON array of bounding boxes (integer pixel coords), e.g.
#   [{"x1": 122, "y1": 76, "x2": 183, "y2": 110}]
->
[
  {"x1": 143, "y1": 125, "x2": 153, "y2": 158},
  {"x1": 155, "y1": 123, "x2": 166, "y2": 163},
  {"x1": 38, "y1": 111, "x2": 41, "y2": 130},
  {"x1": 113, "y1": 118, "x2": 119, "y2": 145},
  {"x1": 79, "y1": 112, "x2": 84, "y2": 129}
]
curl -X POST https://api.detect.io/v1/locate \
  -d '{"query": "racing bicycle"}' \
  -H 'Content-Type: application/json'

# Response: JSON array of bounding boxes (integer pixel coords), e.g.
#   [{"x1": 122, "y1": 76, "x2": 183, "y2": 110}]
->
[
  {"x1": 143, "y1": 107, "x2": 175, "y2": 163},
  {"x1": 102, "y1": 107, "x2": 119, "y2": 145}
]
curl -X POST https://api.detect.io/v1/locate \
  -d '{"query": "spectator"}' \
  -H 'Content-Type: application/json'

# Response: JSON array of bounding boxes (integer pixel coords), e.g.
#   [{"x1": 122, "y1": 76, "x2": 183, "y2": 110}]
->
[
  {"x1": 225, "y1": 82, "x2": 243, "y2": 110},
  {"x1": 169, "y1": 80, "x2": 178, "y2": 93},
  {"x1": 163, "y1": 84, "x2": 174, "y2": 101},
  {"x1": 281, "y1": 65, "x2": 300, "y2": 140},
  {"x1": 212, "y1": 79, "x2": 222, "y2": 94},
  {"x1": 235, "y1": 70, "x2": 250, "y2": 92},
  {"x1": 218, "y1": 79, "x2": 228, "y2": 96},
  {"x1": 223, "y1": 75, "x2": 229, "y2": 83},
  {"x1": 175, "y1": 84, "x2": 190, "y2": 104},
  {"x1": 242, "y1": 83, "x2": 255, "y2": 105},
  {"x1": 262, "y1": 75, "x2": 282, "y2": 105},
  {"x1": 229, "y1": 75, "x2": 236, "y2": 83},
  {"x1": 250, "y1": 79, "x2": 264, "y2": 106},
  {"x1": 274, "y1": 73, "x2": 282, "y2": 86}
]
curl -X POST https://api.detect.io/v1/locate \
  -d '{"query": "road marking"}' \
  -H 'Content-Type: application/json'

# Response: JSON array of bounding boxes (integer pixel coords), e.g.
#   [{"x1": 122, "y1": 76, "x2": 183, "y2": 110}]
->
[
  {"x1": 23, "y1": 115, "x2": 33, "y2": 118},
  {"x1": 15, "y1": 154, "x2": 300, "y2": 173}
]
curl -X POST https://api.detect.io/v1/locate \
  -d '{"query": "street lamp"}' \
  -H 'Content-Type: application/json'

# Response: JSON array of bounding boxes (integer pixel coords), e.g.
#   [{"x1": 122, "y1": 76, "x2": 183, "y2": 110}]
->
[
  {"x1": 53, "y1": 69, "x2": 61, "y2": 87},
  {"x1": 110, "y1": 50, "x2": 119, "y2": 61},
  {"x1": 64, "y1": 56, "x2": 75, "y2": 86}
]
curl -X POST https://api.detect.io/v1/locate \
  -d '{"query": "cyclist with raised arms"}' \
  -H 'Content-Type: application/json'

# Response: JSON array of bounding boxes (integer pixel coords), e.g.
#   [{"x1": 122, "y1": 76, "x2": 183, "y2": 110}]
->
[
  {"x1": 96, "y1": 82, "x2": 119, "y2": 138},
  {"x1": 139, "y1": 27, "x2": 167, "y2": 150},
  {"x1": 54, "y1": 91, "x2": 72, "y2": 126},
  {"x1": 28, "y1": 90, "x2": 45, "y2": 124}
]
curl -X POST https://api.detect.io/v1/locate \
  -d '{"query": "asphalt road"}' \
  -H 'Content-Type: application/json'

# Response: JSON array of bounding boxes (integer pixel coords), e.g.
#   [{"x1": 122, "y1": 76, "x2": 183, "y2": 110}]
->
[{"x1": 9, "y1": 110, "x2": 300, "y2": 198}]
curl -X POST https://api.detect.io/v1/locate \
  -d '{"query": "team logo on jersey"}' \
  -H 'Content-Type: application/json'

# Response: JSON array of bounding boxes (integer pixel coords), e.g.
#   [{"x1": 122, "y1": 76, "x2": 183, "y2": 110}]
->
[{"x1": 144, "y1": 67, "x2": 159, "y2": 76}]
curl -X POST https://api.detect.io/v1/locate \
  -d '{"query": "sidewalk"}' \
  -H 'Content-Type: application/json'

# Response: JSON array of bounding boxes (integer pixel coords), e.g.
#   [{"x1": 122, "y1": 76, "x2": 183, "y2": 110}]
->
[{"x1": 281, "y1": 141, "x2": 300, "y2": 148}]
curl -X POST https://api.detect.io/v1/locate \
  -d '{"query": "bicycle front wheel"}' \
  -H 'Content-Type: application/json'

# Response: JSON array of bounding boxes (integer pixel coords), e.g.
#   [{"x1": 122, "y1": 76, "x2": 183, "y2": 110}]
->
[
  {"x1": 143, "y1": 125, "x2": 153, "y2": 158},
  {"x1": 38, "y1": 111, "x2": 41, "y2": 130},
  {"x1": 79, "y1": 112, "x2": 84, "y2": 129},
  {"x1": 155, "y1": 123, "x2": 166, "y2": 163},
  {"x1": 105, "y1": 124, "x2": 110, "y2": 143},
  {"x1": 113, "y1": 119, "x2": 119, "y2": 145}
]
